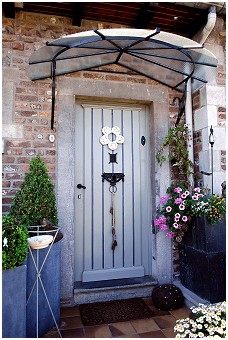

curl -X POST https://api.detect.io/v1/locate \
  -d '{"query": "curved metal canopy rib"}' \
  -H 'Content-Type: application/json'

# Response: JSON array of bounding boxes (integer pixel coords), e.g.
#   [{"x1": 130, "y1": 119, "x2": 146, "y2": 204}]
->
[{"x1": 28, "y1": 28, "x2": 218, "y2": 129}]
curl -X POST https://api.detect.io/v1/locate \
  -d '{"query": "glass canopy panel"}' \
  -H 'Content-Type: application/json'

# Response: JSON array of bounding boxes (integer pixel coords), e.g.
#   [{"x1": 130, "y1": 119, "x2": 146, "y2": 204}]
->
[
  {"x1": 28, "y1": 53, "x2": 119, "y2": 80},
  {"x1": 29, "y1": 45, "x2": 64, "y2": 64},
  {"x1": 54, "y1": 47, "x2": 118, "y2": 61},
  {"x1": 119, "y1": 53, "x2": 185, "y2": 91}
]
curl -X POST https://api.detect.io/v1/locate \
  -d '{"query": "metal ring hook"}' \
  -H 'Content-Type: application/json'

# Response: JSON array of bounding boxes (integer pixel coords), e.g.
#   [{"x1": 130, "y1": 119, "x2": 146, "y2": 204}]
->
[{"x1": 109, "y1": 185, "x2": 117, "y2": 193}]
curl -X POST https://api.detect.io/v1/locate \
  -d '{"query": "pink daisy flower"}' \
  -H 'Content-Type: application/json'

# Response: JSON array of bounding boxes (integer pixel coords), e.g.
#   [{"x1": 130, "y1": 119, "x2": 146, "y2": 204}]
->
[
  {"x1": 174, "y1": 198, "x2": 183, "y2": 204},
  {"x1": 194, "y1": 187, "x2": 201, "y2": 193},
  {"x1": 160, "y1": 225, "x2": 168, "y2": 230},
  {"x1": 160, "y1": 196, "x2": 168, "y2": 204},
  {"x1": 192, "y1": 194, "x2": 199, "y2": 200},
  {"x1": 174, "y1": 187, "x2": 182, "y2": 193}
]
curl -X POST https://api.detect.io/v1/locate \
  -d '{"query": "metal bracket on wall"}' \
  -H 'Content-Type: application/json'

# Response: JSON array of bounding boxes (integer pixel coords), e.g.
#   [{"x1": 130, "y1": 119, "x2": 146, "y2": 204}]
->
[{"x1": 102, "y1": 172, "x2": 125, "y2": 186}]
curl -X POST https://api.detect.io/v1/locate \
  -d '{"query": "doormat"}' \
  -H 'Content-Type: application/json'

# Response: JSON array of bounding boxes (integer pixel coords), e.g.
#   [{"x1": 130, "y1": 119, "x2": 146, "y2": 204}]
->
[{"x1": 79, "y1": 298, "x2": 154, "y2": 326}]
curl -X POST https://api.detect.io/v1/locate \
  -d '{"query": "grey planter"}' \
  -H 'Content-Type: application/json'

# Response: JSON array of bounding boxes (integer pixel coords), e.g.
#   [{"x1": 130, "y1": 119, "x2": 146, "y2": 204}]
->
[
  {"x1": 2, "y1": 264, "x2": 27, "y2": 338},
  {"x1": 26, "y1": 241, "x2": 61, "y2": 338},
  {"x1": 179, "y1": 216, "x2": 226, "y2": 303},
  {"x1": 182, "y1": 216, "x2": 226, "y2": 252}
]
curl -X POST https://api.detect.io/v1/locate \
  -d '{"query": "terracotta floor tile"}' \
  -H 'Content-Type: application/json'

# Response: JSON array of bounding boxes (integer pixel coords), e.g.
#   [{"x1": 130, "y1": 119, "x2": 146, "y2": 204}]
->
[
  {"x1": 130, "y1": 318, "x2": 160, "y2": 333},
  {"x1": 42, "y1": 329, "x2": 59, "y2": 338},
  {"x1": 153, "y1": 315, "x2": 177, "y2": 329},
  {"x1": 60, "y1": 328, "x2": 85, "y2": 338},
  {"x1": 60, "y1": 316, "x2": 83, "y2": 330},
  {"x1": 116, "y1": 334, "x2": 140, "y2": 338},
  {"x1": 84, "y1": 324, "x2": 112, "y2": 338},
  {"x1": 161, "y1": 327, "x2": 176, "y2": 338},
  {"x1": 61, "y1": 306, "x2": 81, "y2": 317},
  {"x1": 169, "y1": 306, "x2": 191, "y2": 319},
  {"x1": 138, "y1": 330, "x2": 166, "y2": 338},
  {"x1": 109, "y1": 321, "x2": 137, "y2": 337}
]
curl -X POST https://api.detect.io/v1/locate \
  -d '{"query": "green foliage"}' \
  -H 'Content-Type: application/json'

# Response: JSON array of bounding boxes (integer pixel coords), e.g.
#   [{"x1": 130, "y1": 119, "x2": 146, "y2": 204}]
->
[
  {"x1": 191, "y1": 194, "x2": 226, "y2": 225},
  {"x1": 9, "y1": 155, "x2": 58, "y2": 226},
  {"x1": 156, "y1": 124, "x2": 194, "y2": 180},
  {"x1": 2, "y1": 215, "x2": 29, "y2": 270}
]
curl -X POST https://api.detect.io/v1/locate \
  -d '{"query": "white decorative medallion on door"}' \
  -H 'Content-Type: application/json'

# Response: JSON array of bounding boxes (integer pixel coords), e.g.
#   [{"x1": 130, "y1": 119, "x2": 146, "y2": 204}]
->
[{"x1": 74, "y1": 100, "x2": 152, "y2": 285}]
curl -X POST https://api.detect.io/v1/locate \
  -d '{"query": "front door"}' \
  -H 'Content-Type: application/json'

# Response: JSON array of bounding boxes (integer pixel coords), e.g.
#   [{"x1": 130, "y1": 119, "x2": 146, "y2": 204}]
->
[{"x1": 74, "y1": 99, "x2": 152, "y2": 283}]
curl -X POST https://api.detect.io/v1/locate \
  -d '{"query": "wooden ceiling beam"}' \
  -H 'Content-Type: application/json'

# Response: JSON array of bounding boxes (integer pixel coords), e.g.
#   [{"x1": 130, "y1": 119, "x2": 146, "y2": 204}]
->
[
  {"x1": 72, "y1": 3, "x2": 85, "y2": 27},
  {"x1": 135, "y1": 3, "x2": 154, "y2": 29},
  {"x1": 2, "y1": 2, "x2": 15, "y2": 19}
]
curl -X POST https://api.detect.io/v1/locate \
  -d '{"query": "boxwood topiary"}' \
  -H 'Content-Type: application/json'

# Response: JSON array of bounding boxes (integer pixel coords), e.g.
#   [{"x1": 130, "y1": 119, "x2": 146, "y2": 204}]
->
[
  {"x1": 2, "y1": 215, "x2": 29, "y2": 270},
  {"x1": 8, "y1": 155, "x2": 58, "y2": 226}
]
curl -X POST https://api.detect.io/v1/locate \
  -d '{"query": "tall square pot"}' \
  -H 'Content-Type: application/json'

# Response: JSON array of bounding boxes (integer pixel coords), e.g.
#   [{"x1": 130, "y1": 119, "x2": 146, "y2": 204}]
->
[
  {"x1": 179, "y1": 243, "x2": 226, "y2": 303},
  {"x1": 2, "y1": 264, "x2": 27, "y2": 338}
]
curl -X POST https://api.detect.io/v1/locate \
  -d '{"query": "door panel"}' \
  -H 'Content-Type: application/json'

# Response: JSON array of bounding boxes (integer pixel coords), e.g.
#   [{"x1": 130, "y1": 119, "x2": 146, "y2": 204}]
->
[{"x1": 74, "y1": 101, "x2": 151, "y2": 282}]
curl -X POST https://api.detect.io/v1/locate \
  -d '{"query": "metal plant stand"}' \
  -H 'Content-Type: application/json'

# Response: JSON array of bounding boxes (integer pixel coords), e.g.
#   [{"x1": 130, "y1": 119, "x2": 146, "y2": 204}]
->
[{"x1": 27, "y1": 226, "x2": 62, "y2": 338}]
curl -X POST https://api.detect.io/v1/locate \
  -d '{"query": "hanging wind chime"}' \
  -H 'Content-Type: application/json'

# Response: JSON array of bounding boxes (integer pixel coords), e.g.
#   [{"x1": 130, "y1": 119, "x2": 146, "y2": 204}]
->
[{"x1": 100, "y1": 126, "x2": 125, "y2": 251}]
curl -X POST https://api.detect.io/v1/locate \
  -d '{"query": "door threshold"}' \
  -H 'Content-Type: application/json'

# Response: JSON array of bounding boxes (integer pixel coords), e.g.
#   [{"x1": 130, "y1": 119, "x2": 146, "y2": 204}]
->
[
  {"x1": 74, "y1": 275, "x2": 156, "y2": 290},
  {"x1": 73, "y1": 276, "x2": 157, "y2": 305}
]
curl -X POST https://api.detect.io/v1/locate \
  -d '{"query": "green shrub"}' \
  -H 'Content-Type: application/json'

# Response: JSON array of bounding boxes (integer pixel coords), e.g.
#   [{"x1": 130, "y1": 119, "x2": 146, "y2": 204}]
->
[
  {"x1": 2, "y1": 215, "x2": 29, "y2": 270},
  {"x1": 9, "y1": 155, "x2": 58, "y2": 226}
]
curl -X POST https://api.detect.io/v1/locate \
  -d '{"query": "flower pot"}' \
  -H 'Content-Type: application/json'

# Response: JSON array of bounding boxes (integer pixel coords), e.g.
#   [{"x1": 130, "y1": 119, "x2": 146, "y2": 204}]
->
[
  {"x1": 179, "y1": 244, "x2": 226, "y2": 303},
  {"x1": 26, "y1": 240, "x2": 61, "y2": 337},
  {"x1": 182, "y1": 216, "x2": 226, "y2": 252},
  {"x1": 179, "y1": 216, "x2": 226, "y2": 303},
  {"x1": 2, "y1": 264, "x2": 27, "y2": 338}
]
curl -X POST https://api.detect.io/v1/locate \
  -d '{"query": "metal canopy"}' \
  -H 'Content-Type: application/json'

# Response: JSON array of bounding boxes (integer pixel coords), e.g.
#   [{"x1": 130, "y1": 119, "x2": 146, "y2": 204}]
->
[{"x1": 28, "y1": 28, "x2": 218, "y2": 129}]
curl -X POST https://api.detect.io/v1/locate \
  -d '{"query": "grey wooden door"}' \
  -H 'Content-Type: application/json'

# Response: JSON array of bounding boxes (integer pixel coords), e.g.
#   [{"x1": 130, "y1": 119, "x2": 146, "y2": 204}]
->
[{"x1": 74, "y1": 100, "x2": 151, "y2": 282}]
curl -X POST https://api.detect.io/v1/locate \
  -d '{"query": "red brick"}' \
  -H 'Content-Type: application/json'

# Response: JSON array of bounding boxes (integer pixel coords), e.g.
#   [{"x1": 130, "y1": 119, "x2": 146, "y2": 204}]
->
[
  {"x1": 12, "y1": 181, "x2": 23, "y2": 188},
  {"x1": 218, "y1": 107, "x2": 226, "y2": 112},
  {"x1": 17, "y1": 157, "x2": 31, "y2": 164},
  {"x1": 105, "y1": 74, "x2": 126, "y2": 81},
  {"x1": 12, "y1": 42, "x2": 24, "y2": 50},
  {"x1": 15, "y1": 94, "x2": 38, "y2": 102},
  {"x1": 15, "y1": 111, "x2": 38, "y2": 117},
  {"x1": 8, "y1": 148, "x2": 23, "y2": 155},
  {"x1": 2, "y1": 197, "x2": 13, "y2": 204},
  {"x1": 7, "y1": 141, "x2": 31, "y2": 148},
  {"x1": 2, "y1": 156, "x2": 15, "y2": 163},
  {"x1": 20, "y1": 165, "x2": 30, "y2": 172},
  {"x1": 33, "y1": 141, "x2": 54, "y2": 148},
  {"x1": 25, "y1": 133, "x2": 36, "y2": 140},
  {"x1": 82, "y1": 72, "x2": 104, "y2": 79},
  {"x1": 24, "y1": 126, "x2": 33, "y2": 131},
  {"x1": 34, "y1": 126, "x2": 50, "y2": 132},
  {"x1": 5, "y1": 173, "x2": 24, "y2": 180},
  {"x1": 2, "y1": 206, "x2": 10, "y2": 213},
  {"x1": 46, "y1": 150, "x2": 56, "y2": 155},
  {"x1": 218, "y1": 113, "x2": 226, "y2": 120},
  {"x1": 2, "y1": 181, "x2": 11, "y2": 188},
  {"x1": 126, "y1": 76, "x2": 146, "y2": 84}
]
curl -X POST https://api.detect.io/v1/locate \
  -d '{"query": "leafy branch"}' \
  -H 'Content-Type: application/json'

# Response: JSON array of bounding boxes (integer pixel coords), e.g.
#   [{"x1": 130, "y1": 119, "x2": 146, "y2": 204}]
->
[{"x1": 156, "y1": 124, "x2": 194, "y2": 179}]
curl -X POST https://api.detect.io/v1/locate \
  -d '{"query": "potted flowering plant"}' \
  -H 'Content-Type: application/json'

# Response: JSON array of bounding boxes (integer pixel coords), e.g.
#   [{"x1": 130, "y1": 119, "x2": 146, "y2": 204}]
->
[
  {"x1": 154, "y1": 183, "x2": 226, "y2": 243},
  {"x1": 174, "y1": 301, "x2": 226, "y2": 338}
]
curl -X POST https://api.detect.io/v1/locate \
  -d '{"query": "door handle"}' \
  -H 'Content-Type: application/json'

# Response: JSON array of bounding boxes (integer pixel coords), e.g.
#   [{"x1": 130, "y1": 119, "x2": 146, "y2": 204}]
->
[{"x1": 77, "y1": 184, "x2": 86, "y2": 189}]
